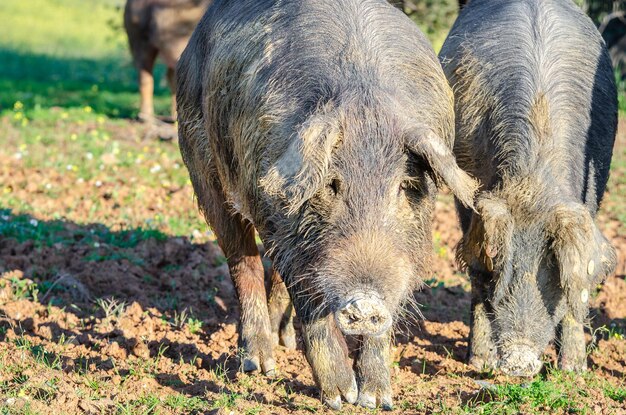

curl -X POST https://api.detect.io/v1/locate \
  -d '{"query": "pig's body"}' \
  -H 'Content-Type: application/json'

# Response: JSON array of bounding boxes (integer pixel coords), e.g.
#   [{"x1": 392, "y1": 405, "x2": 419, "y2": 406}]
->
[
  {"x1": 124, "y1": 0, "x2": 211, "y2": 122},
  {"x1": 178, "y1": 0, "x2": 477, "y2": 409},
  {"x1": 440, "y1": 0, "x2": 617, "y2": 376}
]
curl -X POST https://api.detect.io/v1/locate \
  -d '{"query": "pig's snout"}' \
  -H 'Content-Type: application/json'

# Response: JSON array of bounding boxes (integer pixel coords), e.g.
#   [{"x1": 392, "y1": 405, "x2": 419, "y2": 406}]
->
[
  {"x1": 499, "y1": 346, "x2": 543, "y2": 377},
  {"x1": 334, "y1": 293, "x2": 391, "y2": 336}
]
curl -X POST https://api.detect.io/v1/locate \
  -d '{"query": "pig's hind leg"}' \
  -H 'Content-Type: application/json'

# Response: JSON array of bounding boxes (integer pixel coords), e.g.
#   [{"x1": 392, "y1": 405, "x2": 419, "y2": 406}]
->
[
  {"x1": 267, "y1": 269, "x2": 296, "y2": 349},
  {"x1": 468, "y1": 272, "x2": 498, "y2": 370},
  {"x1": 128, "y1": 38, "x2": 158, "y2": 124}
]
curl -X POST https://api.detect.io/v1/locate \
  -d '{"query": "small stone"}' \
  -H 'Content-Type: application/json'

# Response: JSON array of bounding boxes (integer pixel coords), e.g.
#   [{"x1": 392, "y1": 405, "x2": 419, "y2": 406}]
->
[
  {"x1": 587, "y1": 260, "x2": 595, "y2": 275},
  {"x1": 580, "y1": 289, "x2": 589, "y2": 303}
]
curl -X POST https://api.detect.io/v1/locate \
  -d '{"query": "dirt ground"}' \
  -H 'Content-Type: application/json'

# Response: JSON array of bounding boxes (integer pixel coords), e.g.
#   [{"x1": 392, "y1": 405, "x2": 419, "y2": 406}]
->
[{"x1": 0, "y1": 119, "x2": 624, "y2": 414}]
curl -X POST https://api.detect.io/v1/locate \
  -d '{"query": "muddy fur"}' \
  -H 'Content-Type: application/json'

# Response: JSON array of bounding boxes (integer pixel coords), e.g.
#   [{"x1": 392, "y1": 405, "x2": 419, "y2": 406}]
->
[
  {"x1": 177, "y1": 0, "x2": 476, "y2": 408},
  {"x1": 441, "y1": 0, "x2": 617, "y2": 375},
  {"x1": 124, "y1": 0, "x2": 211, "y2": 121}
]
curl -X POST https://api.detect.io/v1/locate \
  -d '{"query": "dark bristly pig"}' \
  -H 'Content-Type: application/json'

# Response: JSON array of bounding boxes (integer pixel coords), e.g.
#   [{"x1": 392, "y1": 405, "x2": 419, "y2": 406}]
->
[
  {"x1": 440, "y1": 0, "x2": 617, "y2": 377},
  {"x1": 176, "y1": 0, "x2": 477, "y2": 409},
  {"x1": 124, "y1": 0, "x2": 211, "y2": 124}
]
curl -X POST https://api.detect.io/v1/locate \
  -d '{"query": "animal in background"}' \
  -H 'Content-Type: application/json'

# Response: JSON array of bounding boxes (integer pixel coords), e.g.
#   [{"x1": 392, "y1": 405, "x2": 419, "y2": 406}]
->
[
  {"x1": 124, "y1": 0, "x2": 211, "y2": 126},
  {"x1": 599, "y1": 11, "x2": 626, "y2": 80},
  {"x1": 440, "y1": 0, "x2": 617, "y2": 377}
]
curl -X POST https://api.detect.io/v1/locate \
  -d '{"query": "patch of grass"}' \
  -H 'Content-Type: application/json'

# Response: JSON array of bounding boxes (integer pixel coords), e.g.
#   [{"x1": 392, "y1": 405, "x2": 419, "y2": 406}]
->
[
  {"x1": 211, "y1": 391, "x2": 242, "y2": 410},
  {"x1": 464, "y1": 370, "x2": 592, "y2": 414},
  {"x1": 604, "y1": 384, "x2": 626, "y2": 403},
  {"x1": 2, "y1": 276, "x2": 39, "y2": 301},
  {"x1": 0, "y1": 211, "x2": 71, "y2": 248},
  {"x1": 617, "y1": 72, "x2": 626, "y2": 116},
  {"x1": 163, "y1": 394, "x2": 207, "y2": 412},
  {"x1": 186, "y1": 317, "x2": 203, "y2": 335},
  {"x1": 95, "y1": 297, "x2": 127, "y2": 320},
  {"x1": 30, "y1": 346, "x2": 61, "y2": 370},
  {"x1": 0, "y1": 0, "x2": 171, "y2": 119},
  {"x1": 0, "y1": 210, "x2": 168, "y2": 249}
]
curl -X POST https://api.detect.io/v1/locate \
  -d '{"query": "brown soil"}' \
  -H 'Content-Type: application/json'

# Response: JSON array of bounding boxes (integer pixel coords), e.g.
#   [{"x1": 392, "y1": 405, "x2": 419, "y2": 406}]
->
[{"x1": 0, "y1": 121, "x2": 624, "y2": 415}]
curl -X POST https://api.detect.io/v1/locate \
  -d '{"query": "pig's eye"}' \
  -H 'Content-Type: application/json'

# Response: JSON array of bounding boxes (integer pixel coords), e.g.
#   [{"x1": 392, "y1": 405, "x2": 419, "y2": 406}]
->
[{"x1": 327, "y1": 178, "x2": 341, "y2": 196}]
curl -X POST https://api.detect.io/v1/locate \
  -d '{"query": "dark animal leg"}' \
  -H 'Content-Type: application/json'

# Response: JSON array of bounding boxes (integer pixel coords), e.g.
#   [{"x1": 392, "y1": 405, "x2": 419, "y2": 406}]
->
[
  {"x1": 355, "y1": 331, "x2": 393, "y2": 410},
  {"x1": 166, "y1": 66, "x2": 177, "y2": 122},
  {"x1": 134, "y1": 45, "x2": 158, "y2": 123},
  {"x1": 301, "y1": 314, "x2": 357, "y2": 410},
  {"x1": 200, "y1": 179, "x2": 275, "y2": 376},
  {"x1": 267, "y1": 268, "x2": 296, "y2": 349},
  {"x1": 557, "y1": 312, "x2": 587, "y2": 372},
  {"x1": 468, "y1": 272, "x2": 497, "y2": 370}
]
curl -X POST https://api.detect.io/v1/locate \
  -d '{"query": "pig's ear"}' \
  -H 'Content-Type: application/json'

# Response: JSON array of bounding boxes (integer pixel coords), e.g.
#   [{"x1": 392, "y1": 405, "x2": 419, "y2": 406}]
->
[
  {"x1": 260, "y1": 115, "x2": 340, "y2": 215},
  {"x1": 405, "y1": 128, "x2": 479, "y2": 209},
  {"x1": 549, "y1": 203, "x2": 617, "y2": 320},
  {"x1": 458, "y1": 193, "x2": 512, "y2": 274}
]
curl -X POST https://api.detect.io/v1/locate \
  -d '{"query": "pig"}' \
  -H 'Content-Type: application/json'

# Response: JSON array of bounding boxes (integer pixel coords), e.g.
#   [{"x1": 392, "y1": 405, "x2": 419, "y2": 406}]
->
[
  {"x1": 440, "y1": 0, "x2": 618, "y2": 376},
  {"x1": 176, "y1": 0, "x2": 478, "y2": 409},
  {"x1": 124, "y1": 0, "x2": 211, "y2": 124},
  {"x1": 599, "y1": 11, "x2": 626, "y2": 80}
]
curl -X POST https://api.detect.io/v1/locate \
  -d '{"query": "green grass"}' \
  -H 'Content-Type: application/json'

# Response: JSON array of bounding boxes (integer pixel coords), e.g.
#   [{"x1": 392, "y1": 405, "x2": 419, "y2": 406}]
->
[
  {"x1": 0, "y1": 0, "x2": 171, "y2": 119},
  {"x1": 462, "y1": 368, "x2": 624, "y2": 415},
  {"x1": 0, "y1": 209, "x2": 167, "y2": 248},
  {"x1": 617, "y1": 72, "x2": 626, "y2": 115}
]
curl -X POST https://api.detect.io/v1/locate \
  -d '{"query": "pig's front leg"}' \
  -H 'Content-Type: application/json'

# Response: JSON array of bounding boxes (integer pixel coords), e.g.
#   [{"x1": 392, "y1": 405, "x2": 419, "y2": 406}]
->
[
  {"x1": 468, "y1": 271, "x2": 498, "y2": 370},
  {"x1": 558, "y1": 312, "x2": 587, "y2": 372},
  {"x1": 355, "y1": 331, "x2": 393, "y2": 410},
  {"x1": 301, "y1": 314, "x2": 358, "y2": 410}
]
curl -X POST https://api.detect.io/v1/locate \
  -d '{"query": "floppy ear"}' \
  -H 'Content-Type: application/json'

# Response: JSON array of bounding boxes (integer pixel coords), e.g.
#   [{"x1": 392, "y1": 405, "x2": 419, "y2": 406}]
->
[
  {"x1": 405, "y1": 127, "x2": 479, "y2": 209},
  {"x1": 458, "y1": 193, "x2": 512, "y2": 273},
  {"x1": 260, "y1": 114, "x2": 340, "y2": 215},
  {"x1": 549, "y1": 203, "x2": 617, "y2": 320}
]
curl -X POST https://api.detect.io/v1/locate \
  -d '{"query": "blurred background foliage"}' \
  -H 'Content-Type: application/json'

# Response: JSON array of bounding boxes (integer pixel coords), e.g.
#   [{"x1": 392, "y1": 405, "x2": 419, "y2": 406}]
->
[
  {"x1": 394, "y1": 0, "x2": 625, "y2": 50},
  {"x1": 0, "y1": 0, "x2": 623, "y2": 119},
  {"x1": 576, "y1": 0, "x2": 625, "y2": 24}
]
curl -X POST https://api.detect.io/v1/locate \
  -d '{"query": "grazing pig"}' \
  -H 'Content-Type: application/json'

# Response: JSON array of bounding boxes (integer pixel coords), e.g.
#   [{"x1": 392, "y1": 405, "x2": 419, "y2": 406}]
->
[
  {"x1": 440, "y1": 0, "x2": 617, "y2": 376},
  {"x1": 177, "y1": 0, "x2": 477, "y2": 409},
  {"x1": 599, "y1": 11, "x2": 626, "y2": 80},
  {"x1": 124, "y1": 0, "x2": 211, "y2": 123}
]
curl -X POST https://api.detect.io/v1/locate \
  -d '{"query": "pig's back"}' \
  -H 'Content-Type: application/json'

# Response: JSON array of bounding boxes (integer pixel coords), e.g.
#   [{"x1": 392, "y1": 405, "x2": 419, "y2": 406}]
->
[
  {"x1": 178, "y1": 0, "x2": 454, "y2": 222},
  {"x1": 441, "y1": 0, "x2": 617, "y2": 209}
]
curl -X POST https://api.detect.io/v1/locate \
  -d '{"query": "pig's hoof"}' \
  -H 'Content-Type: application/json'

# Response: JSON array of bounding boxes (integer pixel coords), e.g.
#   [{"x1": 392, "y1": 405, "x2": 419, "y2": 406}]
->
[
  {"x1": 239, "y1": 330, "x2": 277, "y2": 376},
  {"x1": 357, "y1": 392, "x2": 376, "y2": 409},
  {"x1": 280, "y1": 325, "x2": 297, "y2": 350},
  {"x1": 356, "y1": 387, "x2": 393, "y2": 410},
  {"x1": 324, "y1": 395, "x2": 342, "y2": 411},
  {"x1": 137, "y1": 112, "x2": 157, "y2": 124},
  {"x1": 322, "y1": 376, "x2": 358, "y2": 410},
  {"x1": 241, "y1": 355, "x2": 276, "y2": 377},
  {"x1": 559, "y1": 357, "x2": 587, "y2": 373}
]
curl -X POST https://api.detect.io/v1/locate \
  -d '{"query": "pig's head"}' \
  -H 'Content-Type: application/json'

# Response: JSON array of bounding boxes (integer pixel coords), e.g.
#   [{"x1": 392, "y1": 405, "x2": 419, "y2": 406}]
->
[
  {"x1": 261, "y1": 102, "x2": 478, "y2": 336},
  {"x1": 459, "y1": 183, "x2": 616, "y2": 376}
]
